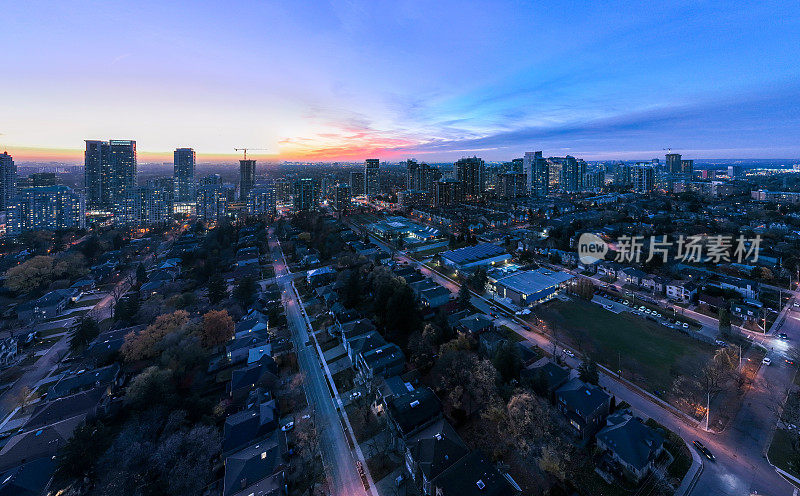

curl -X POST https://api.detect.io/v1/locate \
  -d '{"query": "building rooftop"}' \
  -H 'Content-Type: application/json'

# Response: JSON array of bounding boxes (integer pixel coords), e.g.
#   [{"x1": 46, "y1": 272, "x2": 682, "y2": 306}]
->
[
  {"x1": 495, "y1": 268, "x2": 573, "y2": 298},
  {"x1": 440, "y1": 243, "x2": 507, "y2": 266}
]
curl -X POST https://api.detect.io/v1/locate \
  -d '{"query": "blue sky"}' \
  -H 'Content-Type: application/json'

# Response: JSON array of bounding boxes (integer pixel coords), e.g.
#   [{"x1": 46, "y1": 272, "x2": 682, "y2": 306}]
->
[{"x1": 2, "y1": 0, "x2": 799, "y2": 161}]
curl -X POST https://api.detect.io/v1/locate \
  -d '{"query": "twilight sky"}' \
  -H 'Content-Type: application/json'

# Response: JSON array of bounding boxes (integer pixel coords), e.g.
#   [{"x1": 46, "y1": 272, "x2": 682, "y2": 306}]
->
[{"x1": 2, "y1": 0, "x2": 800, "y2": 163}]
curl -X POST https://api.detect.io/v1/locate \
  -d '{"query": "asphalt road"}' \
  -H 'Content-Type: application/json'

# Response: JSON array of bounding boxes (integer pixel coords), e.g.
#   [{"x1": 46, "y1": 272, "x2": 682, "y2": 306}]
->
[{"x1": 268, "y1": 230, "x2": 366, "y2": 496}]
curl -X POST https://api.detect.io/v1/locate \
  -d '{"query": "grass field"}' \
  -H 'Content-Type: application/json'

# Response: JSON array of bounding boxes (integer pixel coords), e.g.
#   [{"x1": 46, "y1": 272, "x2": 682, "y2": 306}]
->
[
  {"x1": 540, "y1": 299, "x2": 715, "y2": 393},
  {"x1": 768, "y1": 429, "x2": 799, "y2": 479}
]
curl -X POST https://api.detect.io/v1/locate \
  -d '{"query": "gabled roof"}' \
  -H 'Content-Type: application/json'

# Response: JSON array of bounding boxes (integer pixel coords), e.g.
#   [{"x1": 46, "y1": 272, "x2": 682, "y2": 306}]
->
[
  {"x1": 388, "y1": 387, "x2": 442, "y2": 437},
  {"x1": 0, "y1": 416, "x2": 82, "y2": 472},
  {"x1": 24, "y1": 387, "x2": 104, "y2": 431},
  {"x1": 230, "y1": 358, "x2": 278, "y2": 393},
  {"x1": 223, "y1": 433, "x2": 285, "y2": 496},
  {"x1": 459, "y1": 313, "x2": 493, "y2": 333},
  {"x1": 597, "y1": 412, "x2": 664, "y2": 471},
  {"x1": 48, "y1": 364, "x2": 119, "y2": 399},
  {"x1": 223, "y1": 400, "x2": 279, "y2": 454},
  {"x1": 0, "y1": 457, "x2": 55, "y2": 496},
  {"x1": 407, "y1": 420, "x2": 469, "y2": 481},
  {"x1": 555, "y1": 378, "x2": 611, "y2": 418},
  {"x1": 431, "y1": 450, "x2": 514, "y2": 496}
]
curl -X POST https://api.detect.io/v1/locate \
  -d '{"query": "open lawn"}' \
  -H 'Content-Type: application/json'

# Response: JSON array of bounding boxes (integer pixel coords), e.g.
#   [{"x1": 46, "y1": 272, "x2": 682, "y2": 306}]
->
[
  {"x1": 539, "y1": 299, "x2": 716, "y2": 393},
  {"x1": 768, "y1": 429, "x2": 800, "y2": 479}
]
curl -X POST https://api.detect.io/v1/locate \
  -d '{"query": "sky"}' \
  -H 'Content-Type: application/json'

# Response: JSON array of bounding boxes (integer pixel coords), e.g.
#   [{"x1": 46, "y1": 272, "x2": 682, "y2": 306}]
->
[{"x1": 2, "y1": 0, "x2": 800, "y2": 163}]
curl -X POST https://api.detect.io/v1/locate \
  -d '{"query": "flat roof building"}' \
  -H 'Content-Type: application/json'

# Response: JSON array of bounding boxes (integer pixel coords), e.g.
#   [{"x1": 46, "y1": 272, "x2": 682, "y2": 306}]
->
[
  {"x1": 492, "y1": 268, "x2": 574, "y2": 307},
  {"x1": 439, "y1": 243, "x2": 510, "y2": 270}
]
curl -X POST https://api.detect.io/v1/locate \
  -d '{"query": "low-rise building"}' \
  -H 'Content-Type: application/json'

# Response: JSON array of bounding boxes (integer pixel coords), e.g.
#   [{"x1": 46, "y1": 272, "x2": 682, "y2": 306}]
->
[
  {"x1": 555, "y1": 378, "x2": 612, "y2": 440},
  {"x1": 596, "y1": 411, "x2": 665, "y2": 483}
]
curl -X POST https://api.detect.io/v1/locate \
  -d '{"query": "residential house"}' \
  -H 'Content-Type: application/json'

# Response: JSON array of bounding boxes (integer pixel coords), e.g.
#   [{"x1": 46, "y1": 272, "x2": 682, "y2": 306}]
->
[
  {"x1": 228, "y1": 358, "x2": 279, "y2": 406},
  {"x1": 405, "y1": 420, "x2": 470, "y2": 495},
  {"x1": 387, "y1": 387, "x2": 443, "y2": 450},
  {"x1": 731, "y1": 299, "x2": 764, "y2": 322},
  {"x1": 596, "y1": 411, "x2": 665, "y2": 483},
  {"x1": 47, "y1": 364, "x2": 121, "y2": 400},
  {"x1": 619, "y1": 267, "x2": 647, "y2": 287},
  {"x1": 478, "y1": 330, "x2": 507, "y2": 358},
  {"x1": 522, "y1": 361, "x2": 569, "y2": 403},
  {"x1": 0, "y1": 416, "x2": 83, "y2": 471},
  {"x1": 458, "y1": 313, "x2": 494, "y2": 335},
  {"x1": 223, "y1": 433, "x2": 287, "y2": 496},
  {"x1": 223, "y1": 399, "x2": 279, "y2": 454},
  {"x1": 641, "y1": 274, "x2": 668, "y2": 294},
  {"x1": 23, "y1": 387, "x2": 106, "y2": 431},
  {"x1": 665, "y1": 280, "x2": 697, "y2": 303},
  {"x1": 429, "y1": 450, "x2": 516, "y2": 496},
  {"x1": 555, "y1": 378, "x2": 612, "y2": 440},
  {"x1": 357, "y1": 343, "x2": 405, "y2": 381},
  {"x1": 420, "y1": 287, "x2": 451, "y2": 309},
  {"x1": 0, "y1": 458, "x2": 55, "y2": 496},
  {"x1": 16, "y1": 289, "x2": 73, "y2": 322}
]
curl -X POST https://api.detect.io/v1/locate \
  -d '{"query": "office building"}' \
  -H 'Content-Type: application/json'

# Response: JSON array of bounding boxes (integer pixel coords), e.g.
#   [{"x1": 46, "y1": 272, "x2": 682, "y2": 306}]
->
[
  {"x1": 631, "y1": 165, "x2": 655, "y2": 193},
  {"x1": 0, "y1": 151, "x2": 15, "y2": 210},
  {"x1": 525, "y1": 151, "x2": 548, "y2": 197},
  {"x1": 455, "y1": 156, "x2": 485, "y2": 198},
  {"x1": 665, "y1": 153, "x2": 682, "y2": 174},
  {"x1": 435, "y1": 178, "x2": 464, "y2": 206},
  {"x1": 239, "y1": 159, "x2": 256, "y2": 200},
  {"x1": 350, "y1": 170, "x2": 366, "y2": 196},
  {"x1": 397, "y1": 189, "x2": 429, "y2": 207},
  {"x1": 334, "y1": 183, "x2": 351, "y2": 212},
  {"x1": 247, "y1": 186, "x2": 276, "y2": 215},
  {"x1": 365, "y1": 159, "x2": 380, "y2": 196},
  {"x1": 173, "y1": 148, "x2": 196, "y2": 202},
  {"x1": 293, "y1": 178, "x2": 319, "y2": 211},
  {"x1": 7, "y1": 185, "x2": 85, "y2": 235}
]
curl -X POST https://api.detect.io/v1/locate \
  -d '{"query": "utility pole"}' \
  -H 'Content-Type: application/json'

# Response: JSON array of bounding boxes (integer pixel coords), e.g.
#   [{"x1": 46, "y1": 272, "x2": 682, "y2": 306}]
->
[{"x1": 705, "y1": 392, "x2": 711, "y2": 431}]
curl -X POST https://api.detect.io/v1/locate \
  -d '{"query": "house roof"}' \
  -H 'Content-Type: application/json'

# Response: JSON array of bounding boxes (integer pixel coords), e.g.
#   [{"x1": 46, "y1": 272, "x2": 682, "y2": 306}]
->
[
  {"x1": 230, "y1": 358, "x2": 278, "y2": 393},
  {"x1": 48, "y1": 364, "x2": 119, "y2": 399},
  {"x1": 407, "y1": 420, "x2": 469, "y2": 481},
  {"x1": 223, "y1": 434, "x2": 285, "y2": 496},
  {"x1": 0, "y1": 416, "x2": 83, "y2": 472},
  {"x1": 431, "y1": 450, "x2": 514, "y2": 496},
  {"x1": 597, "y1": 412, "x2": 664, "y2": 472},
  {"x1": 0, "y1": 457, "x2": 55, "y2": 496},
  {"x1": 459, "y1": 313, "x2": 493, "y2": 333},
  {"x1": 223, "y1": 400, "x2": 279, "y2": 453},
  {"x1": 555, "y1": 378, "x2": 611, "y2": 418},
  {"x1": 360, "y1": 343, "x2": 405, "y2": 374},
  {"x1": 387, "y1": 387, "x2": 442, "y2": 437},
  {"x1": 524, "y1": 361, "x2": 569, "y2": 391},
  {"x1": 24, "y1": 387, "x2": 104, "y2": 431}
]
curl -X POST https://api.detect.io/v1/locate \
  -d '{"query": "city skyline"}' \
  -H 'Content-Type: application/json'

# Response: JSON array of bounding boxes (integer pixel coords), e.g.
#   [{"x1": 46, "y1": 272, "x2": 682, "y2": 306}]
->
[{"x1": 3, "y1": 1, "x2": 800, "y2": 163}]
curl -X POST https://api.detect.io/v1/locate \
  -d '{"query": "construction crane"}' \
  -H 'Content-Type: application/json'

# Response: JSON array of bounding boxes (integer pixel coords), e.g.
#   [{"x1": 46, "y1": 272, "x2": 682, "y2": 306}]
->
[{"x1": 234, "y1": 148, "x2": 269, "y2": 160}]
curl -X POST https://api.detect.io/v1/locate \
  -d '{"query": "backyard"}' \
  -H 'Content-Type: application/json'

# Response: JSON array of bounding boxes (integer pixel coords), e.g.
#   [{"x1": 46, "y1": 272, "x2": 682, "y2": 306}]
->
[{"x1": 537, "y1": 298, "x2": 716, "y2": 394}]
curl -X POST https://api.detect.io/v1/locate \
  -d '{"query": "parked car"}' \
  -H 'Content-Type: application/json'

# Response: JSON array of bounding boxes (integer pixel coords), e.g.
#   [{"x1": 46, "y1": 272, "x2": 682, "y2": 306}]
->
[
  {"x1": 715, "y1": 340, "x2": 727, "y2": 347},
  {"x1": 563, "y1": 349, "x2": 575, "y2": 358},
  {"x1": 762, "y1": 357, "x2": 772, "y2": 366},
  {"x1": 778, "y1": 333, "x2": 789, "y2": 340},
  {"x1": 693, "y1": 440, "x2": 715, "y2": 461}
]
